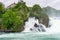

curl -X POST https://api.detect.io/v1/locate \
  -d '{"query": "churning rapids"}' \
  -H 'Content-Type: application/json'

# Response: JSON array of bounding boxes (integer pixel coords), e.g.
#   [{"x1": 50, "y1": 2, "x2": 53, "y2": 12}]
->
[
  {"x1": 0, "y1": 17, "x2": 60, "y2": 40},
  {"x1": 23, "y1": 17, "x2": 60, "y2": 33}
]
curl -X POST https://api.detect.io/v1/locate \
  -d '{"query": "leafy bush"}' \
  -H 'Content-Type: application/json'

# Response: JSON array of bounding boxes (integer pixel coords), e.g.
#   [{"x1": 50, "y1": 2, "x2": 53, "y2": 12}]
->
[
  {"x1": 2, "y1": 10, "x2": 24, "y2": 31},
  {"x1": 0, "y1": 2, "x2": 5, "y2": 18},
  {"x1": 10, "y1": 2, "x2": 28, "y2": 21},
  {"x1": 32, "y1": 4, "x2": 42, "y2": 14}
]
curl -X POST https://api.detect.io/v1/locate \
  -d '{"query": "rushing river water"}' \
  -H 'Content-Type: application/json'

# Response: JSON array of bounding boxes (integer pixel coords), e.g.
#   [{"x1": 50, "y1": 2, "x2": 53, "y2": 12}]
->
[
  {"x1": 0, "y1": 17, "x2": 60, "y2": 40},
  {"x1": 0, "y1": 32, "x2": 60, "y2": 40}
]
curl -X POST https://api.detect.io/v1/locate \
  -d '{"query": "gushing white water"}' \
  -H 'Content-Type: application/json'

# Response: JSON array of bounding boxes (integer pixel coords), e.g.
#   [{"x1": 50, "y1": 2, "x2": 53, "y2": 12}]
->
[
  {"x1": 23, "y1": 17, "x2": 60, "y2": 33},
  {"x1": 23, "y1": 17, "x2": 47, "y2": 32},
  {"x1": 46, "y1": 17, "x2": 60, "y2": 33},
  {"x1": 23, "y1": 17, "x2": 39, "y2": 32},
  {"x1": 0, "y1": 17, "x2": 60, "y2": 39}
]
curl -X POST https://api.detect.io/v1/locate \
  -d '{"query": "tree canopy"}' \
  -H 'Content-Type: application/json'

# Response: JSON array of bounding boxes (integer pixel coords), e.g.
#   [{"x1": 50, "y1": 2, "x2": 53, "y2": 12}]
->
[
  {"x1": 0, "y1": 2, "x2": 48, "y2": 32},
  {"x1": 0, "y1": 2, "x2": 5, "y2": 18},
  {"x1": 2, "y1": 10, "x2": 24, "y2": 31}
]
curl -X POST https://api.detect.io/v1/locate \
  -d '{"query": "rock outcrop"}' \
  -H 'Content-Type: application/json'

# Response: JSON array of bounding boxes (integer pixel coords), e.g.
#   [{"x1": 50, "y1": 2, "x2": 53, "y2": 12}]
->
[{"x1": 38, "y1": 15, "x2": 49, "y2": 28}]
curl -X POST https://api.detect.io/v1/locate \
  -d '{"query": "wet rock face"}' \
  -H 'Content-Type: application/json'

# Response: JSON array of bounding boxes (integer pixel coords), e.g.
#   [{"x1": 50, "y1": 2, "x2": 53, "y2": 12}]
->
[
  {"x1": 43, "y1": 16, "x2": 49, "y2": 27},
  {"x1": 42, "y1": 15, "x2": 49, "y2": 28},
  {"x1": 38, "y1": 15, "x2": 49, "y2": 28}
]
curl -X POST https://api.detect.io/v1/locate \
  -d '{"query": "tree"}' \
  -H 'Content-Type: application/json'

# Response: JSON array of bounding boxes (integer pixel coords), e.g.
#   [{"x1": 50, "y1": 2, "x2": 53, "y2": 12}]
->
[
  {"x1": 32, "y1": 4, "x2": 42, "y2": 14},
  {"x1": 10, "y1": 2, "x2": 28, "y2": 21},
  {"x1": 32, "y1": 4, "x2": 47, "y2": 18},
  {"x1": 2, "y1": 10, "x2": 24, "y2": 31},
  {"x1": 1, "y1": 2, "x2": 29, "y2": 32},
  {"x1": 29, "y1": 7, "x2": 35, "y2": 17},
  {"x1": 0, "y1": 2, "x2": 5, "y2": 18}
]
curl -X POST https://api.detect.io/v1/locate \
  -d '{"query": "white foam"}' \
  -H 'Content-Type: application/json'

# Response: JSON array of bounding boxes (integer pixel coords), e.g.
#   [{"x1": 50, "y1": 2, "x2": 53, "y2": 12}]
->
[{"x1": 46, "y1": 17, "x2": 60, "y2": 33}]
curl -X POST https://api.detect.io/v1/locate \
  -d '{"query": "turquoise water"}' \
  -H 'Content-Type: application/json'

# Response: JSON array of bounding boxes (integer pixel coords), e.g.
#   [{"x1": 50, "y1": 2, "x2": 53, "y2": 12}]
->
[
  {"x1": 0, "y1": 32, "x2": 60, "y2": 40},
  {"x1": 0, "y1": 17, "x2": 60, "y2": 40}
]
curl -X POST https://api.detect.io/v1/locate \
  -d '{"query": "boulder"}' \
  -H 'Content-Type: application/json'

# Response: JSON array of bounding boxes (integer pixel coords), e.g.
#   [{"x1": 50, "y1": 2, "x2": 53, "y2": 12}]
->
[{"x1": 38, "y1": 15, "x2": 49, "y2": 28}]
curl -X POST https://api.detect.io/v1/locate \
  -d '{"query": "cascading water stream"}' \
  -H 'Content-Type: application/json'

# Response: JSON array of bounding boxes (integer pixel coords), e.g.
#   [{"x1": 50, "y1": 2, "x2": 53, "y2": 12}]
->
[
  {"x1": 23, "y1": 17, "x2": 60, "y2": 33},
  {"x1": 1, "y1": 0, "x2": 60, "y2": 40},
  {"x1": 0, "y1": 17, "x2": 60, "y2": 40},
  {"x1": 23, "y1": 17, "x2": 47, "y2": 32}
]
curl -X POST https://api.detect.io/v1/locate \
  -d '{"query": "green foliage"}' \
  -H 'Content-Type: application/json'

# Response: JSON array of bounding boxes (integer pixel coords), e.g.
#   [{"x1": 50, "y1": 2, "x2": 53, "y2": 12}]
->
[
  {"x1": 29, "y1": 7, "x2": 35, "y2": 17},
  {"x1": 16, "y1": 2, "x2": 28, "y2": 21},
  {"x1": 10, "y1": 2, "x2": 28, "y2": 12},
  {"x1": 10, "y1": 2, "x2": 28, "y2": 21},
  {"x1": 0, "y1": 2, "x2": 5, "y2": 18},
  {"x1": 32, "y1": 4, "x2": 47, "y2": 19},
  {"x1": 2, "y1": 2, "x2": 29, "y2": 31},
  {"x1": 29, "y1": 4, "x2": 42, "y2": 18},
  {"x1": 32, "y1": 4, "x2": 42, "y2": 14},
  {"x1": 19, "y1": 11, "x2": 28, "y2": 20},
  {"x1": 0, "y1": 2, "x2": 48, "y2": 32},
  {"x1": 2, "y1": 10, "x2": 24, "y2": 31}
]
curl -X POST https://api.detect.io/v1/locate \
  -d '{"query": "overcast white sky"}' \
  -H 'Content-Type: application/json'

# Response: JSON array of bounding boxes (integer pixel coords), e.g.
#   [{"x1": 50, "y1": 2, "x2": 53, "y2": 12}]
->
[{"x1": 0, "y1": 0, "x2": 60, "y2": 10}]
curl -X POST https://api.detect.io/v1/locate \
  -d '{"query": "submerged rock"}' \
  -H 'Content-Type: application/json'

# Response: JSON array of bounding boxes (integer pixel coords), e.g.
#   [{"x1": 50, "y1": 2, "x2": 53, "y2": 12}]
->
[
  {"x1": 34, "y1": 23, "x2": 39, "y2": 27},
  {"x1": 30, "y1": 23, "x2": 46, "y2": 32}
]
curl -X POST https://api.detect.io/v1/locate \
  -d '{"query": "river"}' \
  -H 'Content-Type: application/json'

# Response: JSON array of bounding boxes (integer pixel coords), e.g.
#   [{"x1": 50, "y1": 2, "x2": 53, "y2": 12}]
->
[{"x1": 0, "y1": 17, "x2": 60, "y2": 40}]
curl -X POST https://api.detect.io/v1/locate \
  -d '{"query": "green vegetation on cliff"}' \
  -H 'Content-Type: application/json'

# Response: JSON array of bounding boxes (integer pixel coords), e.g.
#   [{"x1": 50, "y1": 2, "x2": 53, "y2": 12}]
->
[
  {"x1": 2, "y1": 10, "x2": 24, "y2": 31},
  {"x1": 0, "y1": 2, "x2": 5, "y2": 18},
  {"x1": 0, "y1": 2, "x2": 28, "y2": 32},
  {"x1": 29, "y1": 4, "x2": 47, "y2": 18},
  {"x1": 0, "y1": 2, "x2": 49, "y2": 32},
  {"x1": 29, "y1": 4, "x2": 49, "y2": 27},
  {"x1": 10, "y1": 2, "x2": 29, "y2": 22}
]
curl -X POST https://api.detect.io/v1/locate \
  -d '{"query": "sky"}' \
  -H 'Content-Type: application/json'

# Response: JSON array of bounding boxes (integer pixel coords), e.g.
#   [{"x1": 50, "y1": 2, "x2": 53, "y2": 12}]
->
[{"x1": 0, "y1": 0, "x2": 60, "y2": 10}]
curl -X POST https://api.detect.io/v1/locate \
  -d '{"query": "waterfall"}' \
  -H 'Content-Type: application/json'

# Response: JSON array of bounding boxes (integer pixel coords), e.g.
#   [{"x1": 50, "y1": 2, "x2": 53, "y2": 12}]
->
[
  {"x1": 23, "y1": 17, "x2": 46, "y2": 32},
  {"x1": 23, "y1": 17, "x2": 60, "y2": 33},
  {"x1": 0, "y1": 17, "x2": 60, "y2": 39}
]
